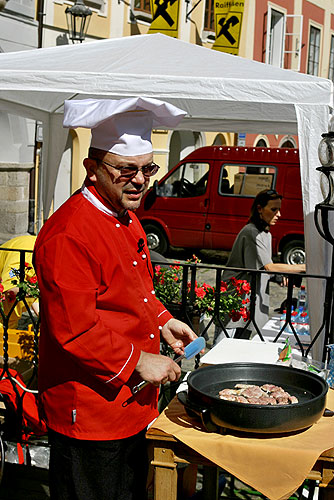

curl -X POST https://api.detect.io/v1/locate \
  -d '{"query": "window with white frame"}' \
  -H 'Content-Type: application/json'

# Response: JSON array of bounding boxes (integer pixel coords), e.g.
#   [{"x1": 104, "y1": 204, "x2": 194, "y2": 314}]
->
[
  {"x1": 134, "y1": 0, "x2": 150, "y2": 13},
  {"x1": 4, "y1": 0, "x2": 35, "y2": 19},
  {"x1": 307, "y1": 25, "x2": 320, "y2": 76},
  {"x1": 62, "y1": 0, "x2": 105, "y2": 16},
  {"x1": 265, "y1": 7, "x2": 285, "y2": 67},
  {"x1": 329, "y1": 35, "x2": 334, "y2": 82},
  {"x1": 204, "y1": 0, "x2": 214, "y2": 32},
  {"x1": 85, "y1": 0, "x2": 104, "y2": 12}
]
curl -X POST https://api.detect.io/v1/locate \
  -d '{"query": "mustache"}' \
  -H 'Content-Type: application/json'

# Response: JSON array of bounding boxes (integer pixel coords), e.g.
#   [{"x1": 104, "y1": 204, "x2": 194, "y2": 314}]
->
[{"x1": 123, "y1": 182, "x2": 146, "y2": 193}]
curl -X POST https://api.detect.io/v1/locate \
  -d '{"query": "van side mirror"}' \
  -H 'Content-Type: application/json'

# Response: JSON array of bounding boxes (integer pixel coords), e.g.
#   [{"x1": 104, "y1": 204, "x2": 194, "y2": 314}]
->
[{"x1": 144, "y1": 180, "x2": 159, "y2": 210}]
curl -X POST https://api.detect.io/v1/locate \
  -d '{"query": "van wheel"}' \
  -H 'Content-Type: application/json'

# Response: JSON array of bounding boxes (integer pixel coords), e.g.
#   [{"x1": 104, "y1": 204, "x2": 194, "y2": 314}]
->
[
  {"x1": 143, "y1": 224, "x2": 169, "y2": 255},
  {"x1": 281, "y1": 240, "x2": 305, "y2": 265}
]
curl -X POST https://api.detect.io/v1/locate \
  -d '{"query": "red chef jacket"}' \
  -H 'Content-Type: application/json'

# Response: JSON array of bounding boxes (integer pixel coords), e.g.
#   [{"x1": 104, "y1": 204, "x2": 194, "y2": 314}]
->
[{"x1": 33, "y1": 182, "x2": 172, "y2": 440}]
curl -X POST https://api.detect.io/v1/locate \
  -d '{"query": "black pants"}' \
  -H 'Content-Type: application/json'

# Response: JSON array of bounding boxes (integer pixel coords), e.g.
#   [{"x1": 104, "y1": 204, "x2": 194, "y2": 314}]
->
[{"x1": 48, "y1": 428, "x2": 148, "y2": 500}]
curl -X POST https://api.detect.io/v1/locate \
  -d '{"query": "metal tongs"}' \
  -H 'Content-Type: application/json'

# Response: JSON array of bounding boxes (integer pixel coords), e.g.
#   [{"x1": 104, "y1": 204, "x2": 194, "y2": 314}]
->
[{"x1": 131, "y1": 336, "x2": 206, "y2": 395}]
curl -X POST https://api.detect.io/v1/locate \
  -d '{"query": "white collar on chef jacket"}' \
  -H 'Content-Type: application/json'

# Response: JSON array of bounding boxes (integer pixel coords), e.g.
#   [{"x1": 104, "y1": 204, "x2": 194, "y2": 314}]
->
[{"x1": 81, "y1": 183, "x2": 127, "y2": 219}]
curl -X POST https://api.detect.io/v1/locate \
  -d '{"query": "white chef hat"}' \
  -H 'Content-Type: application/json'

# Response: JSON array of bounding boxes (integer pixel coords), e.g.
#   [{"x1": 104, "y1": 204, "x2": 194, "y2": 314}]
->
[{"x1": 63, "y1": 97, "x2": 187, "y2": 156}]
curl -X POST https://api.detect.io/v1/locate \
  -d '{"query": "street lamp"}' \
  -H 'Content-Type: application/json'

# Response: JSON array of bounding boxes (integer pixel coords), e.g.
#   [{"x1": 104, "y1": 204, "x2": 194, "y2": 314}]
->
[
  {"x1": 65, "y1": 0, "x2": 92, "y2": 43},
  {"x1": 315, "y1": 131, "x2": 334, "y2": 351},
  {"x1": 316, "y1": 132, "x2": 334, "y2": 244}
]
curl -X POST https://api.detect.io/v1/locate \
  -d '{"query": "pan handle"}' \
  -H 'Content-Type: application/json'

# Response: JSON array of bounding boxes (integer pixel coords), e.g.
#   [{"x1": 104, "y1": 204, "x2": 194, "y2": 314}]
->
[
  {"x1": 323, "y1": 408, "x2": 334, "y2": 417},
  {"x1": 177, "y1": 391, "x2": 220, "y2": 433}
]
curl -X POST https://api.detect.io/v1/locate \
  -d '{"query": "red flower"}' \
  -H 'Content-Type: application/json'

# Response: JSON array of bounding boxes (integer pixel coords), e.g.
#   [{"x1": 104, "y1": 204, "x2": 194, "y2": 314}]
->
[
  {"x1": 25, "y1": 262, "x2": 32, "y2": 269},
  {"x1": 195, "y1": 287, "x2": 206, "y2": 299},
  {"x1": 240, "y1": 281, "x2": 251, "y2": 294},
  {"x1": 220, "y1": 281, "x2": 228, "y2": 292},
  {"x1": 240, "y1": 307, "x2": 250, "y2": 321},
  {"x1": 28, "y1": 276, "x2": 38, "y2": 284},
  {"x1": 230, "y1": 309, "x2": 241, "y2": 322},
  {"x1": 7, "y1": 290, "x2": 16, "y2": 302},
  {"x1": 203, "y1": 283, "x2": 214, "y2": 291}
]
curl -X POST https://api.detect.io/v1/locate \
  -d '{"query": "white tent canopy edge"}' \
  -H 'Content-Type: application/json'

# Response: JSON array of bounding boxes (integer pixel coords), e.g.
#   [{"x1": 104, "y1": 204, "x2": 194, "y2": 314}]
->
[{"x1": 0, "y1": 34, "x2": 332, "y2": 358}]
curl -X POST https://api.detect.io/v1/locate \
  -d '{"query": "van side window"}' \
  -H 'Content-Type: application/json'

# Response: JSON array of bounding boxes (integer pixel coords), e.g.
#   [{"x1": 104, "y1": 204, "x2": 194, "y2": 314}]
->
[
  {"x1": 157, "y1": 163, "x2": 210, "y2": 198},
  {"x1": 219, "y1": 164, "x2": 276, "y2": 196}
]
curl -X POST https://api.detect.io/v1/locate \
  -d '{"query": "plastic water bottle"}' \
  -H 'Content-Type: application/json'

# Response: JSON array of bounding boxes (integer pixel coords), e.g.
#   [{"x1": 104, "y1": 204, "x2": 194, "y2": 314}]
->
[
  {"x1": 290, "y1": 311, "x2": 298, "y2": 333},
  {"x1": 327, "y1": 345, "x2": 334, "y2": 388},
  {"x1": 296, "y1": 306, "x2": 305, "y2": 333},
  {"x1": 297, "y1": 285, "x2": 307, "y2": 311},
  {"x1": 280, "y1": 309, "x2": 286, "y2": 331},
  {"x1": 297, "y1": 312, "x2": 309, "y2": 335}
]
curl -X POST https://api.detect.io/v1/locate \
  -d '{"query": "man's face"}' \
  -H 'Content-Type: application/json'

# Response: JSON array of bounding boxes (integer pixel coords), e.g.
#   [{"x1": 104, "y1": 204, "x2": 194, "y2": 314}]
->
[{"x1": 84, "y1": 151, "x2": 152, "y2": 216}]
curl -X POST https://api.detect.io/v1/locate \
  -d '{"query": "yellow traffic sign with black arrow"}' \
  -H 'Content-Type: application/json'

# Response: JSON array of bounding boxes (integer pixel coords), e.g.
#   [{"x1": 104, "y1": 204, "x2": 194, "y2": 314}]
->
[{"x1": 212, "y1": 0, "x2": 245, "y2": 54}]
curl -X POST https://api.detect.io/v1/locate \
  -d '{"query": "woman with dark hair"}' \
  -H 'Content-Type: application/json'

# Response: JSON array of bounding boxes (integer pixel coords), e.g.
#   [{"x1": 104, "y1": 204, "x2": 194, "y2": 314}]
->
[{"x1": 214, "y1": 189, "x2": 305, "y2": 343}]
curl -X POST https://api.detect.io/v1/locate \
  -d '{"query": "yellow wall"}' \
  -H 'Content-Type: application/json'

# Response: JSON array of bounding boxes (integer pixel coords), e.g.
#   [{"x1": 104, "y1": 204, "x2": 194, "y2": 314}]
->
[{"x1": 71, "y1": 128, "x2": 91, "y2": 192}]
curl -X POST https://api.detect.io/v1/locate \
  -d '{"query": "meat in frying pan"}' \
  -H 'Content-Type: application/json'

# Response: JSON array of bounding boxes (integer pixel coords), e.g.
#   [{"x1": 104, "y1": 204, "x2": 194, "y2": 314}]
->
[{"x1": 218, "y1": 384, "x2": 298, "y2": 405}]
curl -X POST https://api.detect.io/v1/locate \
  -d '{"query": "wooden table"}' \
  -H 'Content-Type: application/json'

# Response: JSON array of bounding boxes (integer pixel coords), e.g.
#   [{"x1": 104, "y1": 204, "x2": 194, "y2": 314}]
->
[{"x1": 146, "y1": 427, "x2": 334, "y2": 500}]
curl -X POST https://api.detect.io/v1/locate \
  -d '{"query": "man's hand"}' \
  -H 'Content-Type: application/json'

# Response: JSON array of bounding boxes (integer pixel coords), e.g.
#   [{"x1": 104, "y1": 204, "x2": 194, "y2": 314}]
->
[
  {"x1": 134, "y1": 319, "x2": 199, "y2": 386},
  {"x1": 161, "y1": 318, "x2": 198, "y2": 356},
  {"x1": 135, "y1": 351, "x2": 181, "y2": 386}
]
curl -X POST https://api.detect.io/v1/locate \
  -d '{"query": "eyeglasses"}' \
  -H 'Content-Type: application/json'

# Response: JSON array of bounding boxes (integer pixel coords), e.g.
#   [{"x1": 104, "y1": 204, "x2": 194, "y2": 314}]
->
[{"x1": 94, "y1": 158, "x2": 160, "y2": 178}]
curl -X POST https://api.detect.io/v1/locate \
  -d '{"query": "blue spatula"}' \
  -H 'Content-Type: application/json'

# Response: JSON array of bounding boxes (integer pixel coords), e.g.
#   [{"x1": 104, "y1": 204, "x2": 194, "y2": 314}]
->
[{"x1": 131, "y1": 336, "x2": 206, "y2": 395}]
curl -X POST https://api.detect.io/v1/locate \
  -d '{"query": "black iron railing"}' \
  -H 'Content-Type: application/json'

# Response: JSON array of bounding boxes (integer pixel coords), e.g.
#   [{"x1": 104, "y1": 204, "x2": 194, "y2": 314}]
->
[
  {"x1": 0, "y1": 247, "x2": 39, "y2": 384},
  {"x1": 151, "y1": 259, "x2": 334, "y2": 363},
  {"x1": 0, "y1": 248, "x2": 333, "y2": 370},
  {"x1": 0, "y1": 247, "x2": 333, "y2": 444}
]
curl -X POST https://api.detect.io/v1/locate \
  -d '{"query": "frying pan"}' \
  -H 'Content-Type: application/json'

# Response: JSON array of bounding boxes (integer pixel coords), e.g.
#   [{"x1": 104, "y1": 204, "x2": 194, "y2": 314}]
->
[{"x1": 180, "y1": 363, "x2": 329, "y2": 434}]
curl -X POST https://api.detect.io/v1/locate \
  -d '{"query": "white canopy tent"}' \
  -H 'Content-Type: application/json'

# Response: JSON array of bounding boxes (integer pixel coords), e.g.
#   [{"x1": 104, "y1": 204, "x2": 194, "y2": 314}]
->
[{"x1": 0, "y1": 33, "x2": 332, "y2": 357}]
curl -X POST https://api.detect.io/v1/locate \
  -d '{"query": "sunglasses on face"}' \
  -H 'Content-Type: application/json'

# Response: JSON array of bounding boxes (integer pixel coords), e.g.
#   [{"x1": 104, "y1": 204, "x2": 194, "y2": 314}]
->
[{"x1": 93, "y1": 158, "x2": 160, "y2": 178}]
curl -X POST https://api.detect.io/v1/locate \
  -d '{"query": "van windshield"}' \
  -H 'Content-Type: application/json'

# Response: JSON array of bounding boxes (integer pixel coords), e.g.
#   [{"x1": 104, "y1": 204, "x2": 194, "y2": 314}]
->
[{"x1": 157, "y1": 162, "x2": 210, "y2": 198}]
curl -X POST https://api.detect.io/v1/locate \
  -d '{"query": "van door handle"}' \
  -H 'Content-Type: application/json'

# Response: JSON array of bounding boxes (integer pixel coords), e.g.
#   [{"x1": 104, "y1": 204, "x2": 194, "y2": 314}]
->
[
  {"x1": 204, "y1": 198, "x2": 209, "y2": 207},
  {"x1": 205, "y1": 223, "x2": 211, "y2": 230}
]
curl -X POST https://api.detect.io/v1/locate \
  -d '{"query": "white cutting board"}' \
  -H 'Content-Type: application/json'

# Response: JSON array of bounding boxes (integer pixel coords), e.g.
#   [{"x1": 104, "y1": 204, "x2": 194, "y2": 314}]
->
[{"x1": 201, "y1": 338, "x2": 288, "y2": 365}]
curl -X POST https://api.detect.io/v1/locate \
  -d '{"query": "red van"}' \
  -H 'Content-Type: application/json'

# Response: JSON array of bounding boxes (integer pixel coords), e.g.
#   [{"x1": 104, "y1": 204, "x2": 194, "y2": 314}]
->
[{"x1": 136, "y1": 146, "x2": 305, "y2": 264}]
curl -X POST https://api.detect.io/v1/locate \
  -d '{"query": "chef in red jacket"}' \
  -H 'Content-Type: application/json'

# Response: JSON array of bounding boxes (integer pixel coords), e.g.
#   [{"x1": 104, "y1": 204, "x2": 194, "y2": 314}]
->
[{"x1": 33, "y1": 97, "x2": 197, "y2": 500}]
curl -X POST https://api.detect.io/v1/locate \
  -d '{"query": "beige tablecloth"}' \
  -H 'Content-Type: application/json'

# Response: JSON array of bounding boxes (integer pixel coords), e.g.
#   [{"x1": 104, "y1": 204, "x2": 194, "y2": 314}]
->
[{"x1": 151, "y1": 389, "x2": 334, "y2": 500}]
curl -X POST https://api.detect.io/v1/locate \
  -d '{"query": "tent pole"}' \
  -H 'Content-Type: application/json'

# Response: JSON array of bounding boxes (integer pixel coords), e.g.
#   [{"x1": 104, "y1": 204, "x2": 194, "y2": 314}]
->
[{"x1": 36, "y1": 145, "x2": 44, "y2": 232}]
